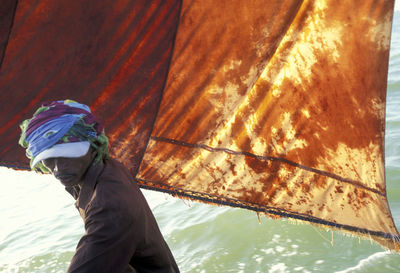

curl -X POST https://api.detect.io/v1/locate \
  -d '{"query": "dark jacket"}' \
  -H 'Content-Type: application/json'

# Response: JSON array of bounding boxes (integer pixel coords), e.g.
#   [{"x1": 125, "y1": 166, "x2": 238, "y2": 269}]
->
[{"x1": 65, "y1": 158, "x2": 179, "y2": 273}]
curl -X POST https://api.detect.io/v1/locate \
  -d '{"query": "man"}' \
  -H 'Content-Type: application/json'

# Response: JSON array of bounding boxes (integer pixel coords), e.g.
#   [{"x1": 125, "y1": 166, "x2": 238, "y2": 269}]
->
[{"x1": 19, "y1": 100, "x2": 179, "y2": 273}]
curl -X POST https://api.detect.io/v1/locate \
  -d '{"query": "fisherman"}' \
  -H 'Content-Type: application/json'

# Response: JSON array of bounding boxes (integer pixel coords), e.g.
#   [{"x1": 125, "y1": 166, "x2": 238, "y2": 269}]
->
[{"x1": 19, "y1": 100, "x2": 179, "y2": 273}]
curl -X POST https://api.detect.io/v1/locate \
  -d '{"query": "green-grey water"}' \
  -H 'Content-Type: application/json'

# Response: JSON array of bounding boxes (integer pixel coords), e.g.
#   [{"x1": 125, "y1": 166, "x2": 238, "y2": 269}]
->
[{"x1": 1, "y1": 10, "x2": 400, "y2": 273}]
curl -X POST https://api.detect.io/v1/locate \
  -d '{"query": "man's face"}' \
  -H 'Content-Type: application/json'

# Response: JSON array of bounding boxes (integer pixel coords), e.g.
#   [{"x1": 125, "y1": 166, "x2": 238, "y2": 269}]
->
[{"x1": 41, "y1": 148, "x2": 96, "y2": 187}]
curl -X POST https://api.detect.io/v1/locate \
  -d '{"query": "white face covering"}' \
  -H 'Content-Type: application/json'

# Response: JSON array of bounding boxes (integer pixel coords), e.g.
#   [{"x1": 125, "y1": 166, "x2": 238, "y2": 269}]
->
[{"x1": 32, "y1": 141, "x2": 91, "y2": 167}]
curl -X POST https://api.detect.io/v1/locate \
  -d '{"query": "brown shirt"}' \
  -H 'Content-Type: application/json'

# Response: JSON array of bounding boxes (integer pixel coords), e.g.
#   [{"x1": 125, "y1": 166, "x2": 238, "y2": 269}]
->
[{"x1": 65, "y1": 158, "x2": 179, "y2": 273}]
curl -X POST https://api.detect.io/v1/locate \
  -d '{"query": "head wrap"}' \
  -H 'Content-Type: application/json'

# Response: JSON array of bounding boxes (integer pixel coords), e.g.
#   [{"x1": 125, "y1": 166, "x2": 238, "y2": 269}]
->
[{"x1": 19, "y1": 100, "x2": 109, "y2": 172}]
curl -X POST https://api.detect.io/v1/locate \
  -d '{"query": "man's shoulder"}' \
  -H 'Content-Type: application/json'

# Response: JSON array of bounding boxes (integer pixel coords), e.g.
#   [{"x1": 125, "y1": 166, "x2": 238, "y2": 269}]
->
[
  {"x1": 83, "y1": 159, "x2": 159, "y2": 238},
  {"x1": 100, "y1": 158, "x2": 136, "y2": 185},
  {"x1": 90, "y1": 158, "x2": 141, "y2": 205}
]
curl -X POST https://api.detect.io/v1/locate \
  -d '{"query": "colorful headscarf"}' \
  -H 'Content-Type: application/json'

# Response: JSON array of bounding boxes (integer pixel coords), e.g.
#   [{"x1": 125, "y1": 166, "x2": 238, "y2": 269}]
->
[{"x1": 19, "y1": 100, "x2": 109, "y2": 172}]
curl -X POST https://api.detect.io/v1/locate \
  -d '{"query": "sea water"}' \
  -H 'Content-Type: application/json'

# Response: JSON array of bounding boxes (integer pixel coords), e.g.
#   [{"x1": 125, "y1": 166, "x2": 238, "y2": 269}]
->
[{"x1": 1, "y1": 10, "x2": 400, "y2": 273}]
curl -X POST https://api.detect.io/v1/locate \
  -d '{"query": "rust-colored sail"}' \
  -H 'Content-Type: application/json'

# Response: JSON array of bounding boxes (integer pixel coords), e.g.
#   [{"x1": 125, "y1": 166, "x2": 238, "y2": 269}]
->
[
  {"x1": 0, "y1": 0, "x2": 398, "y2": 251},
  {"x1": 0, "y1": 0, "x2": 181, "y2": 172}
]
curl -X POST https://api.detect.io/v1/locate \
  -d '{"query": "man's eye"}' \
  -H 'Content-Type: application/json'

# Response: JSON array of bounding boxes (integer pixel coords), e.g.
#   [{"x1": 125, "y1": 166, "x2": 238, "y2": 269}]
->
[{"x1": 42, "y1": 159, "x2": 53, "y2": 168}]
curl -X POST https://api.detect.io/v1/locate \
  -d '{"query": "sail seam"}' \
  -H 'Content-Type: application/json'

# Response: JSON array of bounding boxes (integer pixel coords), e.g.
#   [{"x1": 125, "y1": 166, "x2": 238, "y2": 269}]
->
[
  {"x1": 0, "y1": 0, "x2": 19, "y2": 69},
  {"x1": 150, "y1": 136, "x2": 385, "y2": 196},
  {"x1": 133, "y1": 0, "x2": 183, "y2": 176}
]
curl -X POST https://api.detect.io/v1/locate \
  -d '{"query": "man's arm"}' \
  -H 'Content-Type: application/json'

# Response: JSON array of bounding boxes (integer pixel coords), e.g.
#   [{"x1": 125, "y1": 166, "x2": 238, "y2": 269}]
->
[{"x1": 67, "y1": 202, "x2": 139, "y2": 273}]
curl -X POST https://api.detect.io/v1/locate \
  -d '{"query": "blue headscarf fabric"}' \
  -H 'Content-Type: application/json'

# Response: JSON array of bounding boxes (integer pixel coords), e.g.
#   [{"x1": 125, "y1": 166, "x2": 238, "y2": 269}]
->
[{"x1": 19, "y1": 100, "x2": 108, "y2": 172}]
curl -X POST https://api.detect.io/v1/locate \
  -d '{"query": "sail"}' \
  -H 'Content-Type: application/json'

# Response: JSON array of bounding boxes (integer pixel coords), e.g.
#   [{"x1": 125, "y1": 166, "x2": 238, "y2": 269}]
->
[{"x1": 0, "y1": 0, "x2": 398, "y2": 251}]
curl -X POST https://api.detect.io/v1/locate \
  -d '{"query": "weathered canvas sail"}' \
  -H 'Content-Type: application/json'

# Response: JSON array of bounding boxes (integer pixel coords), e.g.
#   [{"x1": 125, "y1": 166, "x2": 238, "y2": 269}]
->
[{"x1": 1, "y1": 0, "x2": 399, "y2": 251}]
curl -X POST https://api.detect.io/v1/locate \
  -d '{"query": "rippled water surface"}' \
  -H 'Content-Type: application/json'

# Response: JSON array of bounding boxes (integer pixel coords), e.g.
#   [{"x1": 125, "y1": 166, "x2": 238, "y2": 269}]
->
[{"x1": 1, "y1": 10, "x2": 400, "y2": 273}]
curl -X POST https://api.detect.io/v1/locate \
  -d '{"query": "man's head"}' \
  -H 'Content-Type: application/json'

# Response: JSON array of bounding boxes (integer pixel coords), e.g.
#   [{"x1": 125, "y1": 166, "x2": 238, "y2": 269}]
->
[
  {"x1": 41, "y1": 147, "x2": 97, "y2": 187},
  {"x1": 19, "y1": 100, "x2": 109, "y2": 181}
]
